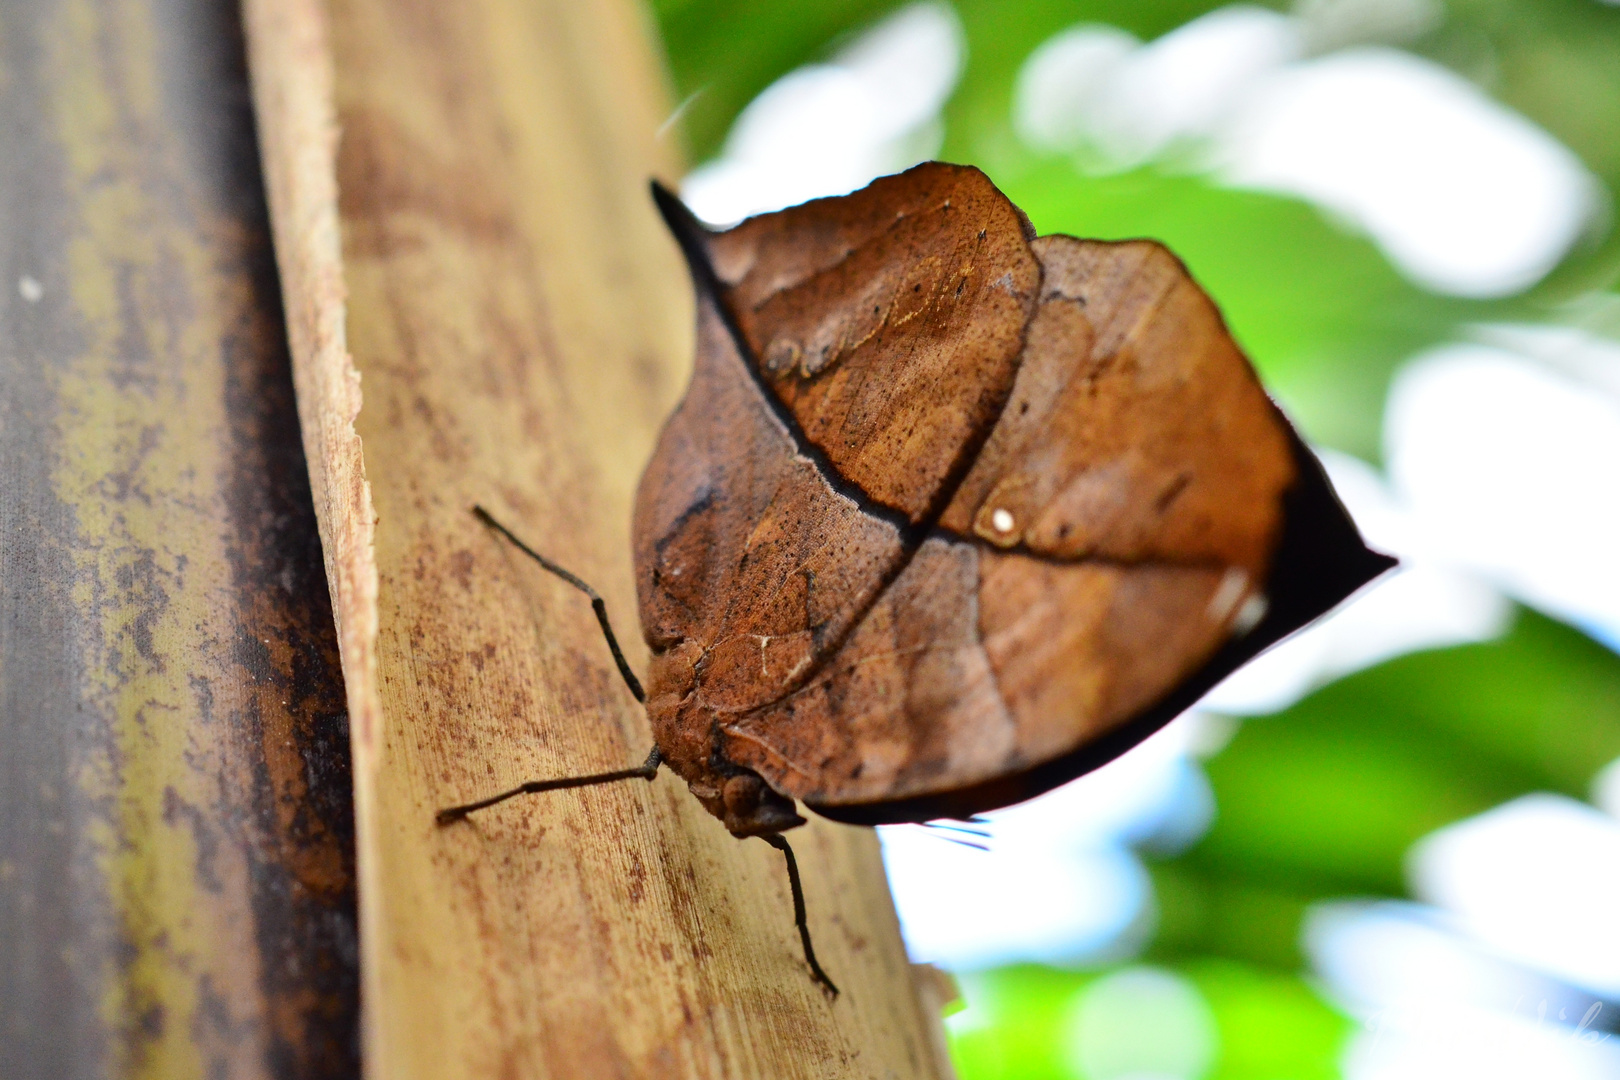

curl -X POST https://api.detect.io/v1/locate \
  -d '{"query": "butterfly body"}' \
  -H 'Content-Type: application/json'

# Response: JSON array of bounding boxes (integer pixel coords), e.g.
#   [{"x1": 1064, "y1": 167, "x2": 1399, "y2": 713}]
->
[{"x1": 636, "y1": 164, "x2": 1392, "y2": 837}]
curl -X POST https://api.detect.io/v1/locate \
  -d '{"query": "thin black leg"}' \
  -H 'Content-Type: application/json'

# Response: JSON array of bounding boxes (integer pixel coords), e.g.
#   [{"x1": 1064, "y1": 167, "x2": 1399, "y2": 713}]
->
[
  {"x1": 761, "y1": 834, "x2": 840, "y2": 998},
  {"x1": 437, "y1": 746, "x2": 662, "y2": 825},
  {"x1": 472, "y1": 504, "x2": 646, "y2": 704}
]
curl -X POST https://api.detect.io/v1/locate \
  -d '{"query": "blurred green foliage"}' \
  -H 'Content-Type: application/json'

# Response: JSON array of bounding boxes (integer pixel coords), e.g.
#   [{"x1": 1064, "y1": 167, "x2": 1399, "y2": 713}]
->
[
  {"x1": 1151, "y1": 610, "x2": 1620, "y2": 963},
  {"x1": 648, "y1": 2, "x2": 1620, "y2": 1076},
  {"x1": 949, "y1": 961, "x2": 1352, "y2": 1079},
  {"x1": 652, "y1": 0, "x2": 1620, "y2": 456}
]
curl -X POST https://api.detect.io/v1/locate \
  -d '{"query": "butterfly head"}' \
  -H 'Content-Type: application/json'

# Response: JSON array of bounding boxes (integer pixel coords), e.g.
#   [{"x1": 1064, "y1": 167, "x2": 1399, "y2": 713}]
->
[{"x1": 715, "y1": 771, "x2": 806, "y2": 837}]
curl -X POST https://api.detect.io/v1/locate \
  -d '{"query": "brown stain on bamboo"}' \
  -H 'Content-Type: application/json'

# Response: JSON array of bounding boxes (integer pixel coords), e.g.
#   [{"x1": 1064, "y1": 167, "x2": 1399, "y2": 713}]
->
[
  {"x1": 1, "y1": 0, "x2": 357, "y2": 1076},
  {"x1": 244, "y1": 0, "x2": 950, "y2": 1074}
]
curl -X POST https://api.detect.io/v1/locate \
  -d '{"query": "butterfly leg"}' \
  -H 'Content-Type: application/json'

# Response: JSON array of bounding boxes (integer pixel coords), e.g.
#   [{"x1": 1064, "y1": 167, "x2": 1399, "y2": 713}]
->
[
  {"x1": 760, "y1": 833, "x2": 840, "y2": 998},
  {"x1": 437, "y1": 745, "x2": 662, "y2": 825},
  {"x1": 472, "y1": 504, "x2": 646, "y2": 704}
]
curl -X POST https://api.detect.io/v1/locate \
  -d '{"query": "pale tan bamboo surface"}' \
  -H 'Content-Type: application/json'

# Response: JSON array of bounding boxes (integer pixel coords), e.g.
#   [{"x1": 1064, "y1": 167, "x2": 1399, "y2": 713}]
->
[{"x1": 244, "y1": 0, "x2": 951, "y2": 1076}]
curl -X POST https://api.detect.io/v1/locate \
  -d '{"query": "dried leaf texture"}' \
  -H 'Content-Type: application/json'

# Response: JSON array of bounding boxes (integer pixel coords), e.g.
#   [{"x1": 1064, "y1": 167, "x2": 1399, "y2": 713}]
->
[
  {"x1": 637, "y1": 288, "x2": 908, "y2": 815},
  {"x1": 639, "y1": 162, "x2": 1392, "y2": 827},
  {"x1": 941, "y1": 236, "x2": 1296, "y2": 571},
  {"x1": 708, "y1": 166, "x2": 1040, "y2": 521}
]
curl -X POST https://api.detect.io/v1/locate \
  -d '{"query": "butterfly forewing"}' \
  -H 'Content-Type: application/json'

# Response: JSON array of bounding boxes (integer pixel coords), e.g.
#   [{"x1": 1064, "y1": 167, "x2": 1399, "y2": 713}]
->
[{"x1": 707, "y1": 166, "x2": 1040, "y2": 522}]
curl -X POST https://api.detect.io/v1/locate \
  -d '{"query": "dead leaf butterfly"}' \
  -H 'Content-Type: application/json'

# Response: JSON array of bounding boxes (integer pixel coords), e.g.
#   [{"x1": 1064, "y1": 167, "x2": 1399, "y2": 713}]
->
[{"x1": 439, "y1": 162, "x2": 1395, "y2": 996}]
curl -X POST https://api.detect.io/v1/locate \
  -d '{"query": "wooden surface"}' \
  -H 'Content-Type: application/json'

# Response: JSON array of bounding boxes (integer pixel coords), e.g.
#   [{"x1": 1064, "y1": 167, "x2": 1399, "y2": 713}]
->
[
  {"x1": 247, "y1": 0, "x2": 951, "y2": 1076},
  {"x1": 0, "y1": 0, "x2": 358, "y2": 1076}
]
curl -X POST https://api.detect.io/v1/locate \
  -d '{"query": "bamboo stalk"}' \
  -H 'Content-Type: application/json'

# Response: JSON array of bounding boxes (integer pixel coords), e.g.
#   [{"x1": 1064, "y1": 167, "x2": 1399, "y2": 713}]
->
[
  {"x1": 245, "y1": 0, "x2": 953, "y2": 1075},
  {"x1": 1, "y1": 1, "x2": 357, "y2": 1076}
]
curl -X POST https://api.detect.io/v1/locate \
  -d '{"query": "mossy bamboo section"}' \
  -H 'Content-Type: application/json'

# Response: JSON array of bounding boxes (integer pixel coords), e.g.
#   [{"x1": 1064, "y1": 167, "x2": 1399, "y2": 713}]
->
[
  {"x1": 0, "y1": 1, "x2": 358, "y2": 1076},
  {"x1": 245, "y1": 0, "x2": 953, "y2": 1076}
]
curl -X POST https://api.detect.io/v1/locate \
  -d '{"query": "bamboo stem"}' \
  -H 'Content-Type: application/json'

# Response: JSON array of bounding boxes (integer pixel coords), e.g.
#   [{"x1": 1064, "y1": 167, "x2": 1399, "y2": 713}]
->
[
  {"x1": 245, "y1": 0, "x2": 952, "y2": 1075},
  {"x1": 2, "y1": 1, "x2": 358, "y2": 1074}
]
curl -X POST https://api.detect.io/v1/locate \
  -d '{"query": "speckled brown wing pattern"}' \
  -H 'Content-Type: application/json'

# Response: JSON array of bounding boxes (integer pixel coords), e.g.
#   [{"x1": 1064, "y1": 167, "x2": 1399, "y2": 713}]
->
[
  {"x1": 634, "y1": 280, "x2": 908, "y2": 815},
  {"x1": 706, "y1": 164, "x2": 1041, "y2": 522},
  {"x1": 637, "y1": 162, "x2": 1392, "y2": 828}
]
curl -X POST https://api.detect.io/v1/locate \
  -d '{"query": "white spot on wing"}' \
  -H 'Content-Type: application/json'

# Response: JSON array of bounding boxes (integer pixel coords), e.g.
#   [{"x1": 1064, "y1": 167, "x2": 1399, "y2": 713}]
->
[
  {"x1": 1234, "y1": 593, "x2": 1269, "y2": 635},
  {"x1": 1206, "y1": 567, "x2": 1249, "y2": 623}
]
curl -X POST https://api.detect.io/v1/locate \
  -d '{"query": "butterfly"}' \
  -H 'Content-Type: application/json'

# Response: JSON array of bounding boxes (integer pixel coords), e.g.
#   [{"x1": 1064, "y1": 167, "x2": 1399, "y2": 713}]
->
[{"x1": 440, "y1": 162, "x2": 1394, "y2": 995}]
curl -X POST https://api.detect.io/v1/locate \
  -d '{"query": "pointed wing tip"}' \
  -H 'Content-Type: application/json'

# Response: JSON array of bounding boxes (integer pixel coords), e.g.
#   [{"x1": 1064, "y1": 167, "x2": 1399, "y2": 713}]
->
[
  {"x1": 648, "y1": 176, "x2": 681, "y2": 213},
  {"x1": 649, "y1": 178, "x2": 704, "y2": 240},
  {"x1": 648, "y1": 178, "x2": 721, "y2": 292}
]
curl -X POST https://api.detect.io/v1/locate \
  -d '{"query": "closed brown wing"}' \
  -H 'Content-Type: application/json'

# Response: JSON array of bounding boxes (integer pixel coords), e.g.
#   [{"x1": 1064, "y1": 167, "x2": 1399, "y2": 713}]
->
[
  {"x1": 712, "y1": 231, "x2": 1389, "y2": 823},
  {"x1": 638, "y1": 167, "x2": 1392, "y2": 830}
]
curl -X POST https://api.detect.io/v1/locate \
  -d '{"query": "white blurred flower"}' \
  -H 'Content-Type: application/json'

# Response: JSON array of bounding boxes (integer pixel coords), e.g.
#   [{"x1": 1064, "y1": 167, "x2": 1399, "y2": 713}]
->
[
  {"x1": 1013, "y1": 8, "x2": 1605, "y2": 297},
  {"x1": 1013, "y1": 25, "x2": 1139, "y2": 155},
  {"x1": 1306, "y1": 901, "x2": 1620, "y2": 1080},
  {"x1": 1386, "y1": 342, "x2": 1620, "y2": 645},
  {"x1": 1063, "y1": 967, "x2": 1219, "y2": 1080},
  {"x1": 681, "y1": 3, "x2": 963, "y2": 225},
  {"x1": 1220, "y1": 48, "x2": 1603, "y2": 297},
  {"x1": 1472, "y1": 321, "x2": 1620, "y2": 408},
  {"x1": 1409, "y1": 794, "x2": 1620, "y2": 997},
  {"x1": 1015, "y1": 6, "x2": 1300, "y2": 167}
]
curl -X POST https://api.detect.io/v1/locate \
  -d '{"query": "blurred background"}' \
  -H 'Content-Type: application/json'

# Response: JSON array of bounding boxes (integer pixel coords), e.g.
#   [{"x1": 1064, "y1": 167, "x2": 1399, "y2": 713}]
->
[{"x1": 648, "y1": 1, "x2": 1620, "y2": 1077}]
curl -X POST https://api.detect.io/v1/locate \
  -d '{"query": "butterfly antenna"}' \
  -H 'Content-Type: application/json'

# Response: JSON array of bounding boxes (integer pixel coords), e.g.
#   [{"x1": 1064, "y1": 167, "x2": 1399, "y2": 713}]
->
[
  {"x1": 916, "y1": 824, "x2": 989, "y2": 852},
  {"x1": 926, "y1": 834, "x2": 990, "y2": 852},
  {"x1": 940, "y1": 836, "x2": 990, "y2": 852},
  {"x1": 922, "y1": 820, "x2": 991, "y2": 839},
  {"x1": 472, "y1": 504, "x2": 645, "y2": 703},
  {"x1": 761, "y1": 834, "x2": 840, "y2": 998},
  {"x1": 913, "y1": 819, "x2": 992, "y2": 851}
]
